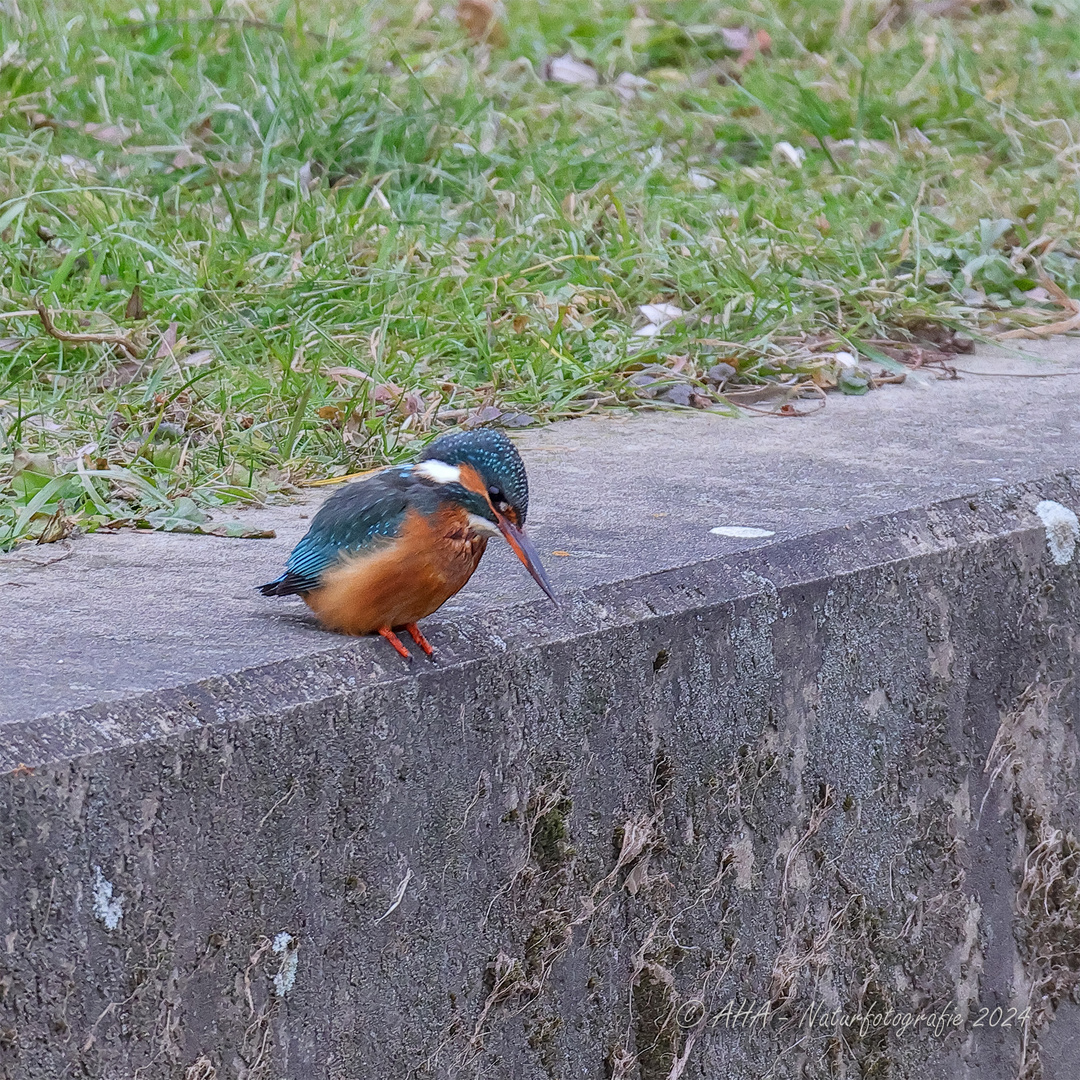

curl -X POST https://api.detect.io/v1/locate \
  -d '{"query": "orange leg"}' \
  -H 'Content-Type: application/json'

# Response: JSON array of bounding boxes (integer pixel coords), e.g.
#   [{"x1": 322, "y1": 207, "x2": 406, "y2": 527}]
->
[
  {"x1": 403, "y1": 623, "x2": 435, "y2": 658},
  {"x1": 377, "y1": 626, "x2": 412, "y2": 660}
]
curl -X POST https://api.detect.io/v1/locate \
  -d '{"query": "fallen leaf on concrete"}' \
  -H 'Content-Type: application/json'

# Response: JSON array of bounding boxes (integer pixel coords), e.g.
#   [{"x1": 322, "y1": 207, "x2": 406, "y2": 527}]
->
[
  {"x1": 202, "y1": 522, "x2": 276, "y2": 539},
  {"x1": 145, "y1": 497, "x2": 208, "y2": 531}
]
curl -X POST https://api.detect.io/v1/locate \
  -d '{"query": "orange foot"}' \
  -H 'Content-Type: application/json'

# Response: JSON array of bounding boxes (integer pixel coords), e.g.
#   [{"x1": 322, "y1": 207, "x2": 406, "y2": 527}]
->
[
  {"x1": 377, "y1": 626, "x2": 412, "y2": 660},
  {"x1": 404, "y1": 622, "x2": 435, "y2": 659}
]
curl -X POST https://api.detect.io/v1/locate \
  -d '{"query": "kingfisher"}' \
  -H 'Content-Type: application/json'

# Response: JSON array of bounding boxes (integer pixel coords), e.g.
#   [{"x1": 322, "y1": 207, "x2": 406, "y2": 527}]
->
[{"x1": 258, "y1": 428, "x2": 558, "y2": 660}]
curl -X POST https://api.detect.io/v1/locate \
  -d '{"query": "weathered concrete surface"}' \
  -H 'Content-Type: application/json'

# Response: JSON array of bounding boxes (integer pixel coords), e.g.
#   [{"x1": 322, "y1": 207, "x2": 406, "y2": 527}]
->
[
  {"x1": 3, "y1": 341, "x2": 1079, "y2": 729},
  {"x1": 2, "y1": 342, "x2": 1080, "y2": 1080}
]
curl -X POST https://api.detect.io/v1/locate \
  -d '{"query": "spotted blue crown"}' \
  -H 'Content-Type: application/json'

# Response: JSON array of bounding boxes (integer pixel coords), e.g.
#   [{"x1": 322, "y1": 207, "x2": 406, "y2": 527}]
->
[{"x1": 420, "y1": 428, "x2": 529, "y2": 524}]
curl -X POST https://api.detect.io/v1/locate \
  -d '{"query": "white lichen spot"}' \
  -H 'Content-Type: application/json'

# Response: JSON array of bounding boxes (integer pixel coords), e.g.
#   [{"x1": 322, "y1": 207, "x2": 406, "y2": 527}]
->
[
  {"x1": 271, "y1": 931, "x2": 298, "y2": 996},
  {"x1": 711, "y1": 526, "x2": 775, "y2": 539},
  {"x1": 725, "y1": 829, "x2": 756, "y2": 890},
  {"x1": 91, "y1": 866, "x2": 123, "y2": 931},
  {"x1": 1035, "y1": 500, "x2": 1079, "y2": 566}
]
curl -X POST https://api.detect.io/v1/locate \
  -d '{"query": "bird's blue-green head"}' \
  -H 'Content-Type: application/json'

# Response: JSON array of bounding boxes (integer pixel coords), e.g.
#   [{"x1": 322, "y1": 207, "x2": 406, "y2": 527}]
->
[
  {"x1": 415, "y1": 428, "x2": 556, "y2": 604},
  {"x1": 418, "y1": 427, "x2": 529, "y2": 526}
]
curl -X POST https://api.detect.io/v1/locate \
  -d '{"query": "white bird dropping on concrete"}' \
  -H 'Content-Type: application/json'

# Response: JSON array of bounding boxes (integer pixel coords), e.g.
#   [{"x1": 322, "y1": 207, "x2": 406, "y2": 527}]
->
[
  {"x1": 1035, "y1": 500, "x2": 1079, "y2": 565},
  {"x1": 711, "y1": 526, "x2": 775, "y2": 539}
]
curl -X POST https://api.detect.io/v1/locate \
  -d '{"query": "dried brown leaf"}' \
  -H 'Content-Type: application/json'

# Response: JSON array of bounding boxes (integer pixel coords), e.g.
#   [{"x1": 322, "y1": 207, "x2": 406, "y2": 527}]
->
[
  {"x1": 546, "y1": 54, "x2": 599, "y2": 86},
  {"x1": 457, "y1": 0, "x2": 507, "y2": 44},
  {"x1": 153, "y1": 321, "x2": 179, "y2": 360},
  {"x1": 325, "y1": 365, "x2": 373, "y2": 384},
  {"x1": 124, "y1": 285, "x2": 146, "y2": 321},
  {"x1": 171, "y1": 147, "x2": 206, "y2": 170},
  {"x1": 83, "y1": 122, "x2": 135, "y2": 146}
]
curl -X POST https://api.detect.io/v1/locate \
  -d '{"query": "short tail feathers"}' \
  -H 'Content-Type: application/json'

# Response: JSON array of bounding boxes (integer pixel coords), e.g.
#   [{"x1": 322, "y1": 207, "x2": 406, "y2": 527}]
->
[{"x1": 257, "y1": 571, "x2": 315, "y2": 597}]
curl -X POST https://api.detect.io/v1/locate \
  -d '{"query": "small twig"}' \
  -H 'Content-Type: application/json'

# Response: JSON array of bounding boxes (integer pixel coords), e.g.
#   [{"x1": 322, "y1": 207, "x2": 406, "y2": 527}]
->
[
  {"x1": 34, "y1": 300, "x2": 144, "y2": 360},
  {"x1": 726, "y1": 382, "x2": 828, "y2": 417},
  {"x1": 951, "y1": 368, "x2": 1080, "y2": 378},
  {"x1": 2, "y1": 542, "x2": 75, "y2": 567}
]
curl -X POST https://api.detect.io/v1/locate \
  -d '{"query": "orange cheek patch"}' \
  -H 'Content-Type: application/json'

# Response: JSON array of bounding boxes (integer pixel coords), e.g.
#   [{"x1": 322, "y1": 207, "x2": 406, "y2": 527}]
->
[{"x1": 456, "y1": 463, "x2": 489, "y2": 498}]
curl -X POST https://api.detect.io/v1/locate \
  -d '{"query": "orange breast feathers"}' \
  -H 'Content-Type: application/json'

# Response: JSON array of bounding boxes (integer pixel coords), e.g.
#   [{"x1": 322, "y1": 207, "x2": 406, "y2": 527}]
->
[{"x1": 302, "y1": 504, "x2": 489, "y2": 636}]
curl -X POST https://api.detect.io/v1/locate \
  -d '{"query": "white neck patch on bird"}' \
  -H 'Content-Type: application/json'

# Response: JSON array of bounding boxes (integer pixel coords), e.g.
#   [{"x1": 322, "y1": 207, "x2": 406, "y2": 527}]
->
[
  {"x1": 416, "y1": 460, "x2": 462, "y2": 485},
  {"x1": 466, "y1": 513, "x2": 501, "y2": 537}
]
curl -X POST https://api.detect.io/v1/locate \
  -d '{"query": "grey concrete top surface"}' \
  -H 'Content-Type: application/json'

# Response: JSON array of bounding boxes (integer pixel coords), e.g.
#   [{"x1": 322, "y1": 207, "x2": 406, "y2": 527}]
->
[{"x1": 2, "y1": 338, "x2": 1079, "y2": 730}]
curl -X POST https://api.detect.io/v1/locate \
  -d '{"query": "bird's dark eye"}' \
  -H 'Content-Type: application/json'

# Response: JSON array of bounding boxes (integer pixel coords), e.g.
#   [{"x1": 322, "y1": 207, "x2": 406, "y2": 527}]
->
[{"x1": 488, "y1": 486, "x2": 512, "y2": 514}]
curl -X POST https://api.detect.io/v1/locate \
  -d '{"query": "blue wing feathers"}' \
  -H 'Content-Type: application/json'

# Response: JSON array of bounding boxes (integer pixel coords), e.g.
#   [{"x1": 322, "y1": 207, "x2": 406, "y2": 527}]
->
[{"x1": 258, "y1": 471, "x2": 413, "y2": 597}]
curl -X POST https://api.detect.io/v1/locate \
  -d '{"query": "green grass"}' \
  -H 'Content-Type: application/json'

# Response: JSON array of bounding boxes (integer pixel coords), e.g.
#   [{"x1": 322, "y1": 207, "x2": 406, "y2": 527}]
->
[{"x1": 3, "y1": 0, "x2": 1080, "y2": 547}]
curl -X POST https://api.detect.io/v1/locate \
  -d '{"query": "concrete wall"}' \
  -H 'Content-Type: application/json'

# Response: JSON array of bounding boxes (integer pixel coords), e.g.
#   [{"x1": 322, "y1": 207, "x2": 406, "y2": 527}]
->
[{"x1": 3, "y1": 481, "x2": 1080, "y2": 1080}]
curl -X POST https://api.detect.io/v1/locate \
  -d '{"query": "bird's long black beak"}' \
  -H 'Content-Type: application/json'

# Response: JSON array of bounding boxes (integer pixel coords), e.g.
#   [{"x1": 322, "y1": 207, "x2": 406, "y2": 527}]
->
[{"x1": 495, "y1": 514, "x2": 559, "y2": 607}]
